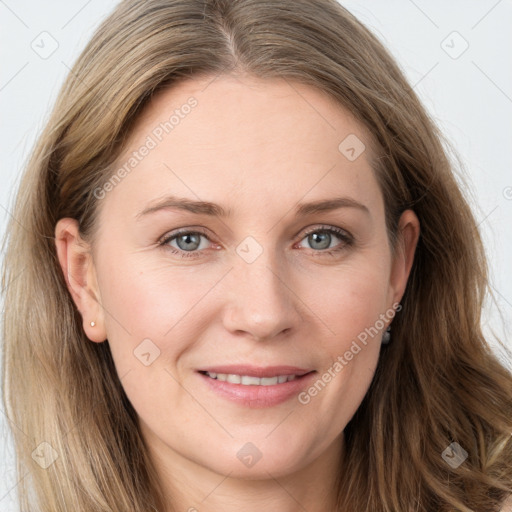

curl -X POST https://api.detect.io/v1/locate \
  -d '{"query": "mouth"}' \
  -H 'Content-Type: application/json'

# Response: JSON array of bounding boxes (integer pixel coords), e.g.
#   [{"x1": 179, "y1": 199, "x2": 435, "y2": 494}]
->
[
  {"x1": 199, "y1": 370, "x2": 308, "y2": 385},
  {"x1": 196, "y1": 366, "x2": 317, "y2": 407}
]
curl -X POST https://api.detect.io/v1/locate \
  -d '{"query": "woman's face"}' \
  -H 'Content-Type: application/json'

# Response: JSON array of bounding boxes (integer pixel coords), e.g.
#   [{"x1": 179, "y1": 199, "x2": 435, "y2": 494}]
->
[{"x1": 57, "y1": 74, "x2": 419, "y2": 486}]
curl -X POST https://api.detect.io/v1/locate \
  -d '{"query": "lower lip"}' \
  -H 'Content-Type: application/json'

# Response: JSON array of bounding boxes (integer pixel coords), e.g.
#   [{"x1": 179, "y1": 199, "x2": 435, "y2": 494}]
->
[{"x1": 197, "y1": 371, "x2": 317, "y2": 408}]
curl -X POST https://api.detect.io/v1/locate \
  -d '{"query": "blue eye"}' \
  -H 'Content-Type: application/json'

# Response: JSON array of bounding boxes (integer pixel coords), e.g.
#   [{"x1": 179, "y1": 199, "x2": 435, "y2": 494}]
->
[
  {"x1": 159, "y1": 229, "x2": 211, "y2": 258},
  {"x1": 298, "y1": 226, "x2": 353, "y2": 254},
  {"x1": 171, "y1": 232, "x2": 204, "y2": 251},
  {"x1": 158, "y1": 225, "x2": 353, "y2": 259}
]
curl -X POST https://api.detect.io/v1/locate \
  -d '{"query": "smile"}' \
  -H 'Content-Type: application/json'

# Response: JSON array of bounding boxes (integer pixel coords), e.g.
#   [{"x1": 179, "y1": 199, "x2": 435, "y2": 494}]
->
[
  {"x1": 197, "y1": 367, "x2": 316, "y2": 408},
  {"x1": 201, "y1": 371, "x2": 298, "y2": 386}
]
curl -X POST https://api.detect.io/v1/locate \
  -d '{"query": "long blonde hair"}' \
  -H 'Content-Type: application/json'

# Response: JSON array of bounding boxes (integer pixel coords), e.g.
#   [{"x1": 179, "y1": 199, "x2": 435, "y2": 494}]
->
[{"x1": 2, "y1": 0, "x2": 511, "y2": 510}]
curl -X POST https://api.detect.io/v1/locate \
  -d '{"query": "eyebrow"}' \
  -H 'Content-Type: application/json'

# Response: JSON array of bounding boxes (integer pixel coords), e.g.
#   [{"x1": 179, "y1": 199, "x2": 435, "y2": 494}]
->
[{"x1": 136, "y1": 195, "x2": 370, "y2": 220}]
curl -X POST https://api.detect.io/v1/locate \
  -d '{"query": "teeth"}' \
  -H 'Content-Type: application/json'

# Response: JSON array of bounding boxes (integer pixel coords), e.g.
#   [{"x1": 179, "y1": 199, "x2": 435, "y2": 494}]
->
[
  {"x1": 226, "y1": 374, "x2": 241, "y2": 384},
  {"x1": 205, "y1": 372, "x2": 299, "y2": 385},
  {"x1": 241, "y1": 375, "x2": 262, "y2": 385}
]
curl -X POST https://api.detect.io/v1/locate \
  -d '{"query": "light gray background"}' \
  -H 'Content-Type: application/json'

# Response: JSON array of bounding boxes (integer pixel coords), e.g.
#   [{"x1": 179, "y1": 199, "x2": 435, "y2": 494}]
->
[{"x1": 1, "y1": 1, "x2": 511, "y2": 509}]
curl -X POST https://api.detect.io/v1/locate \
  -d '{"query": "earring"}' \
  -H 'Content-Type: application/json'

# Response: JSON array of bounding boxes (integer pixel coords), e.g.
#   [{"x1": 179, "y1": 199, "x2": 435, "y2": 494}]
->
[
  {"x1": 90, "y1": 321, "x2": 96, "y2": 327},
  {"x1": 382, "y1": 326, "x2": 391, "y2": 345}
]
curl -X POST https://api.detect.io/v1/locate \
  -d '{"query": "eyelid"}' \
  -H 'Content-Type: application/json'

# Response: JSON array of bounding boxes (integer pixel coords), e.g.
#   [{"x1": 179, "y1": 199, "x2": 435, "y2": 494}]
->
[
  {"x1": 295, "y1": 225, "x2": 354, "y2": 253},
  {"x1": 158, "y1": 226, "x2": 213, "y2": 245},
  {"x1": 159, "y1": 224, "x2": 352, "y2": 244},
  {"x1": 299, "y1": 224, "x2": 352, "y2": 240},
  {"x1": 158, "y1": 223, "x2": 354, "y2": 256}
]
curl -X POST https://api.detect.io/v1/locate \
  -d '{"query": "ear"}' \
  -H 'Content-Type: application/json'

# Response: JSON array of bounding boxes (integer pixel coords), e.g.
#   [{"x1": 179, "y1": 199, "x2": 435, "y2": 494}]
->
[
  {"x1": 54, "y1": 218, "x2": 107, "y2": 343},
  {"x1": 387, "y1": 209, "x2": 420, "y2": 307}
]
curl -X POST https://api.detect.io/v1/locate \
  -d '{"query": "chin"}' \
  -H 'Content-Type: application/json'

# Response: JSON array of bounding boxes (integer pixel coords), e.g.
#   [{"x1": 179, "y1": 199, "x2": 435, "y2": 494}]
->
[{"x1": 197, "y1": 435, "x2": 316, "y2": 479}]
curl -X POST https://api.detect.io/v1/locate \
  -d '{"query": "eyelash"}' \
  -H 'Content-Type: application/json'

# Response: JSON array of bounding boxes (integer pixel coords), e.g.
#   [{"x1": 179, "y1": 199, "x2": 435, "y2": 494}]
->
[{"x1": 158, "y1": 225, "x2": 354, "y2": 259}]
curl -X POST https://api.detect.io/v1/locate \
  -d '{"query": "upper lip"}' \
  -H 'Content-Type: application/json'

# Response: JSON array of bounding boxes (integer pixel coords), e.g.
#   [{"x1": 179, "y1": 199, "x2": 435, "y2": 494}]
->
[{"x1": 198, "y1": 365, "x2": 314, "y2": 378}]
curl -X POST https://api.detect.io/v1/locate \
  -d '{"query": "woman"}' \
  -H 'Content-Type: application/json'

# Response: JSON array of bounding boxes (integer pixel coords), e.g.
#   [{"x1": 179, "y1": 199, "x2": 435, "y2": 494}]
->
[{"x1": 2, "y1": 0, "x2": 511, "y2": 510}]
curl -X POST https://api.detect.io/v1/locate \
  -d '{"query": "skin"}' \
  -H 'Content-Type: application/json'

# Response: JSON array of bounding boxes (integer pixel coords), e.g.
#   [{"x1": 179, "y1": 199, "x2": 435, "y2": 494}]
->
[{"x1": 55, "y1": 74, "x2": 420, "y2": 512}]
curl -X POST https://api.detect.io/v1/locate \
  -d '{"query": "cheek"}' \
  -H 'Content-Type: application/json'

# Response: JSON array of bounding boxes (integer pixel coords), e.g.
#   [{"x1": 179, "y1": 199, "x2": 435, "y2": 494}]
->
[
  {"x1": 296, "y1": 267, "x2": 387, "y2": 437},
  {"x1": 100, "y1": 251, "x2": 186, "y2": 326},
  {"x1": 96, "y1": 251, "x2": 224, "y2": 368},
  {"x1": 306, "y1": 259, "x2": 391, "y2": 346},
  {"x1": 298, "y1": 258, "x2": 389, "y2": 410}
]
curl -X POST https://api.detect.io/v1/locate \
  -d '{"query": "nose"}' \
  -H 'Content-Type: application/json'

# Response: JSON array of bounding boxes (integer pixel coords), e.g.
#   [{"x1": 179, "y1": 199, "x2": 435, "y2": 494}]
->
[{"x1": 221, "y1": 242, "x2": 303, "y2": 341}]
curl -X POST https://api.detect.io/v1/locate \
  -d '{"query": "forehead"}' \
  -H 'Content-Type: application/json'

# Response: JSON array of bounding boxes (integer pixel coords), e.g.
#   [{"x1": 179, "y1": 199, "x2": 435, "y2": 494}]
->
[
  {"x1": 103, "y1": 74, "x2": 382, "y2": 221},
  {"x1": 126, "y1": 73, "x2": 372, "y2": 156}
]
